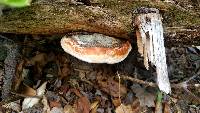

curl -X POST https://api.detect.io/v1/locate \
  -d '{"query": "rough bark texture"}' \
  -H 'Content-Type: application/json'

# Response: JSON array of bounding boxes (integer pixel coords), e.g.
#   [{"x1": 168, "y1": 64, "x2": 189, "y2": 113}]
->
[{"x1": 0, "y1": 0, "x2": 200, "y2": 47}]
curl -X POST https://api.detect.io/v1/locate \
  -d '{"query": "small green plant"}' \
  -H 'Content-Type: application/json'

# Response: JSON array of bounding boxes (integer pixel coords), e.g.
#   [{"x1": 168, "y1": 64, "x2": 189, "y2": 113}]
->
[{"x1": 0, "y1": 0, "x2": 31, "y2": 7}]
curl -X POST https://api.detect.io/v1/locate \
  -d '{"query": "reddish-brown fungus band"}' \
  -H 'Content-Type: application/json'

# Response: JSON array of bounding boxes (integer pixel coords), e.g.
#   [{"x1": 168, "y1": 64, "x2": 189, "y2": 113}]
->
[{"x1": 61, "y1": 33, "x2": 132, "y2": 64}]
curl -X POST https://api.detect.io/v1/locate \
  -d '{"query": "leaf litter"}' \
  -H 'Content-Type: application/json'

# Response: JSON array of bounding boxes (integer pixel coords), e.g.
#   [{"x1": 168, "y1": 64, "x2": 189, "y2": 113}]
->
[{"x1": 0, "y1": 34, "x2": 199, "y2": 113}]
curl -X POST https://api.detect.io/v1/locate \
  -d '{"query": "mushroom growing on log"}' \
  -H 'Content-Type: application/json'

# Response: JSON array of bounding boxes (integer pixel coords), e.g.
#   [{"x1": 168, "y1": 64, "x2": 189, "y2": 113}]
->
[{"x1": 61, "y1": 33, "x2": 132, "y2": 64}]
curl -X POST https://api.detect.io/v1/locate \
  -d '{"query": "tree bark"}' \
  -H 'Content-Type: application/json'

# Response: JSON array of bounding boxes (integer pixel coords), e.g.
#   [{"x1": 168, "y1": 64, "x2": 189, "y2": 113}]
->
[{"x1": 0, "y1": 0, "x2": 200, "y2": 47}]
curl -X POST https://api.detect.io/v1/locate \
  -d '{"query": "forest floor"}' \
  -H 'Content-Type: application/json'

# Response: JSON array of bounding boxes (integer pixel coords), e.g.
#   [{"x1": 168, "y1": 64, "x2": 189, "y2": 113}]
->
[{"x1": 0, "y1": 34, "x2": 199, "y2": 113}]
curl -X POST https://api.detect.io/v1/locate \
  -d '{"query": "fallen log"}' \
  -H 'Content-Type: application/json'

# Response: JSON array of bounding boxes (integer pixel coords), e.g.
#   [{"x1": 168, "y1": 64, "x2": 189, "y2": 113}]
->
[{"x1": 0, "y1": 0, "x2": 200, "y2": 47}]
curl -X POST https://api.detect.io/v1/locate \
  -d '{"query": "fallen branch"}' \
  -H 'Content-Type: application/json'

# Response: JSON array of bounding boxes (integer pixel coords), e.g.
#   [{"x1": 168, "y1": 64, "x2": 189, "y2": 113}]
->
[
  {"x1": 121, "y1": 75, "x2": 157, "y2": 87},
  {"x1": 121, "y1": 73, "x2": 200, "y2": 89}
]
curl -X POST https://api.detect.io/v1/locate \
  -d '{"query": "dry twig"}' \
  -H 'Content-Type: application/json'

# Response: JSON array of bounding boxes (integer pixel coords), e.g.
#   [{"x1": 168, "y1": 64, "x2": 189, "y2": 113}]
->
[{"x1": 120, "y1": 71, "x2": 200, "y2": 90}]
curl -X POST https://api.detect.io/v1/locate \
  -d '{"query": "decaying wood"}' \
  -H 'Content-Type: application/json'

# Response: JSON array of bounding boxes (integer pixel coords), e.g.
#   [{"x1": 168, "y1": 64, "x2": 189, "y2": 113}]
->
[
  {"x1": 0, "y1": 0, "x2": 200, "y2": 47},
  {"x1": 134, "y1": 8, "x2": 171, "y2": 94}
]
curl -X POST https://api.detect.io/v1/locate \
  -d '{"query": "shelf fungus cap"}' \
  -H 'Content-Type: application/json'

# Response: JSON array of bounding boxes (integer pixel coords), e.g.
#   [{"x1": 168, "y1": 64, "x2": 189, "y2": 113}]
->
[{"x1": 61, "y1": 33, "x2": 132, "y2": 64}]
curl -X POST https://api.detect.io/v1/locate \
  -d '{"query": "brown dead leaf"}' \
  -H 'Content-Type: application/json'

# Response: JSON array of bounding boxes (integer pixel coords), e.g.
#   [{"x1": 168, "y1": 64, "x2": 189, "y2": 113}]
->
[
  {"x1": 49, "y1": 100, "x2": 62, "y2": 108},
  {"x1": 90, "y1": 101, "x2": 99, "y2": 113},
  {"x1": 97, "y1": 78, "x2": 127, "y2": 97},
  {"x1": 57, "y1": 54, "x2": 70, "y2": 78},
  {"x1": 112, "y1": 98, "x2": 121, "y2": 107},
  {"x1": 61, "y1": 63, "x2": 70, "y2": 78},
  {"x1": 28, "y1": 53, "x2": 47, "y2": 66},
  {"x1": 45, "y1": 91, "x2": 63, "y2": 111},
  {"x1": 14, "y1": 60, "x2": 25, "y2": 91},
  {"x1": 115, "y1": 104, "x2": 133, "y2": 113},
  {"x1": 21, "y1": 84, "x2": 36, "y2": 96},
  {"x1": 25, "y1": 53, "x2": 48, "y2": 77},
  {"x1": 71, "y1": 89, "x2": 90, "y2": 113},
  {"x1": 16, "y1": 59, "x2": 25, "y2": 78},
  {"x1": 131, "y1": 98, "x2": 141, "y2": 113},
  {"x1": 75, "y1": 96, "x2": 90, "y2": 113},
  {"x1": 57, "y1": 54, "x2": 70, "y2": 64},
  {"x1": 64, "y1": 105, "x2": 76, "y2": 113},
  {"x1": 164, "y1": 102, "x2": 171, "y2": 113}
]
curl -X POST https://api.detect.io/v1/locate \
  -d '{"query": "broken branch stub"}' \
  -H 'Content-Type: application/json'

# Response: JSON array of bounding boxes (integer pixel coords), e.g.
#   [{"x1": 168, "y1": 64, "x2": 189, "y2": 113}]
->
[{"x1": 134, "y1": 8, "x2": 171, "y2": 94}]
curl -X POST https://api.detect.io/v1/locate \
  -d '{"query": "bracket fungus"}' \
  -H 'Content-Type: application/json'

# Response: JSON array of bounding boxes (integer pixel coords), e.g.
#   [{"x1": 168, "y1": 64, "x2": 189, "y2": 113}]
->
[{"x1": 61, "y1": 33, "x2": 132, "y2": 64}]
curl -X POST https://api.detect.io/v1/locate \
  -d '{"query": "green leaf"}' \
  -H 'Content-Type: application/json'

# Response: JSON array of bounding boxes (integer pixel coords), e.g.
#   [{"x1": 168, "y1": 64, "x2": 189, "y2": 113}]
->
[
  {"x1": 0, "y1": 0, "x2": 31, "y2": 7},
  {"x1": 156, "y1": 91, "x2": 163, "y2": 103}
]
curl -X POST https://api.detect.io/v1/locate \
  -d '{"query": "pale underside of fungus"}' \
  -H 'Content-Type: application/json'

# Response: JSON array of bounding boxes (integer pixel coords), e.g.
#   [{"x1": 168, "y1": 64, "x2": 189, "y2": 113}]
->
[
  {"x1": 61, "y1": 33, "x2": 132, "y2": 64},
  {"x1": 135, "y1": 8, "x2": 171, "y2": 94}
]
